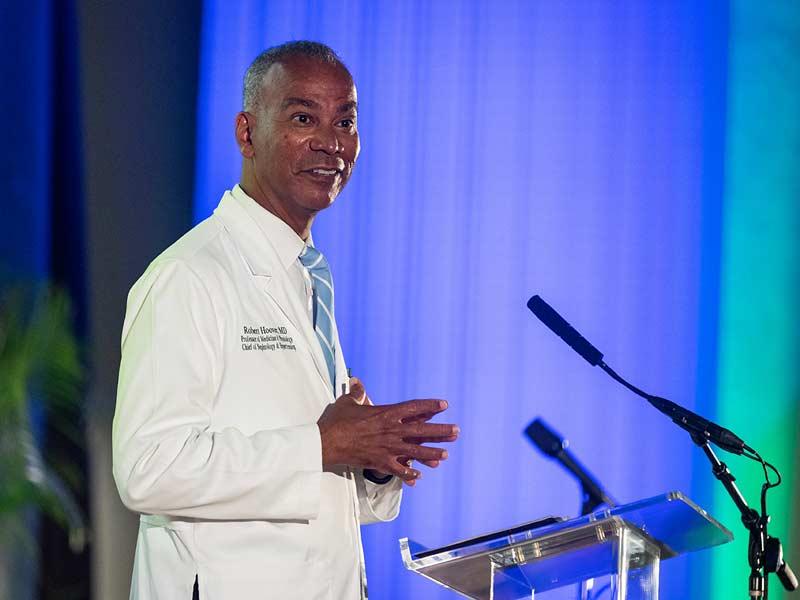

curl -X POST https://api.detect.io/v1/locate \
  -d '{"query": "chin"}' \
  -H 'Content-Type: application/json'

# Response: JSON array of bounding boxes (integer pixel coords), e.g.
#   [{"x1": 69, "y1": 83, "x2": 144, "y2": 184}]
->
[{"x1": 303, "y1": 191, "x2": 339, "y2": 212}]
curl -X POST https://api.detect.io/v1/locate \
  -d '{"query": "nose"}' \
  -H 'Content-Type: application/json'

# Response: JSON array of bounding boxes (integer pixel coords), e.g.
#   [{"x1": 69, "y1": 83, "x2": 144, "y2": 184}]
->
[{"x1": 309, "y1": 126, "x2": 342, "y2": 154}]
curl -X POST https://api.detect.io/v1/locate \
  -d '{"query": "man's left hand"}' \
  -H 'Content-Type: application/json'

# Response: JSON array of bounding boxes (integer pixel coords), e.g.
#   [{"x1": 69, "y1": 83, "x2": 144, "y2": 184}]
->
[{"x1": 354, "y1": 377, "x2": 446, "y2": 485}]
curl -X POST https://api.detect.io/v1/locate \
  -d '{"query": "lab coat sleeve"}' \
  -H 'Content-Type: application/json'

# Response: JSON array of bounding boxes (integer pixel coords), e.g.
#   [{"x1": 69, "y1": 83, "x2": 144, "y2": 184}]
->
[
  {"x1": 354, "y1": 470, "x2": 403, "y2": 524},
  {"x1": 113, "y1": 259, "x2": 322, "y2": 521}
]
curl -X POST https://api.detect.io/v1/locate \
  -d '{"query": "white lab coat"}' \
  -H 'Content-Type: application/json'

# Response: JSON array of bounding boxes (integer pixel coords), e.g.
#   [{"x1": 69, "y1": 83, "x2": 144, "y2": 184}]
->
[{"x1": 113, "y1": 186, "x2": 402, "y2": 600}]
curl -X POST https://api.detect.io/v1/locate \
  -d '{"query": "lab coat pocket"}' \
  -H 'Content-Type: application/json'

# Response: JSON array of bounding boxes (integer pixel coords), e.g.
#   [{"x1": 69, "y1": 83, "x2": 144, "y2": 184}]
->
[{"x1": 193, "y1": 520, "x2": 332, "y2": 599}]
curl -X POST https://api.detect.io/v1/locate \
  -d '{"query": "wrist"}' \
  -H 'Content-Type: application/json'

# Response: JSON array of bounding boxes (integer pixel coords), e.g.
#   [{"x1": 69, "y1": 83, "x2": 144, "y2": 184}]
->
[{"x1": 318, "y1": 424, "x2": 338, "y2": 467}]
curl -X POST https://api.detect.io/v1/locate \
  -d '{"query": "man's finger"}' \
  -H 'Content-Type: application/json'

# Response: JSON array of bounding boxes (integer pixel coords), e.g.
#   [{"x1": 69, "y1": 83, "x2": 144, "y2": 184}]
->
[
  {"x1": 386, "y1": 460, "x2": 421, "y2": 482},
  {"x1": 403, "y1": 432, "x2": 459, "y2": 444},
  {"x1": 396, "y1": 456, "x2": 439, "y2": 476},
  {"x1": 347, "y1": 377, "x2": 374, "y2": 406},
  {"x1": 400, "y1": 443, "x2": 448, "y2": 462},
  {"x1": 401, "y1": 422, "x2": 459, "y2": 440},
  {"x1": 349, "y1": 379, "x2": 366, "y2": 403},
  {"x1": 400, "y1": 411, "x2": 439, "y2": 424},
  {"x1": 337, "y1": 379, "x2": 367, "y2": 405},
  {"x1": 387, "y1": 399, "x2": 448, "y2": 420}
]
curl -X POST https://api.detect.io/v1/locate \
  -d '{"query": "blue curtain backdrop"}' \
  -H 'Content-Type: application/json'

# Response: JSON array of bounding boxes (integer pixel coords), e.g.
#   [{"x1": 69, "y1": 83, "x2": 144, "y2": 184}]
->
[
  {"x1": 0, "y1": 0, "x2": 88, "y2": 597},
  {"x1": 0, "y1": 0, "x2": 53, "y2": 277},
  {"x1": 193, "y1": 2, "x2": 729, "y2": 598}
]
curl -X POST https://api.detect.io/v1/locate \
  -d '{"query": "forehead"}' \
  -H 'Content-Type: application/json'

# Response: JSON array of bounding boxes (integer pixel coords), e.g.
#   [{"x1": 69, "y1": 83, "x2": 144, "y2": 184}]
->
[{"x1": 258, "y1": 56, "x2": 357, "y2": 110}]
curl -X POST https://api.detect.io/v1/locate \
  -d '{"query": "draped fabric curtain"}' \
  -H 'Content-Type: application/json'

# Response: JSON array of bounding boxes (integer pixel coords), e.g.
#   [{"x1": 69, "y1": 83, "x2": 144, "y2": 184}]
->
[
  {"x1": 0, "y1": 2, "x2": 54, "y2": 596},
  {"x1": 0, "y1": 0, "x2": 88, "y2": 598},
  {"x1": 1, "y1": 0, "x2": 54, "y2": 279},
  {"x1": 710, "y1": 3, "x2": 800, "y2": 598},
  {"x1": 193, "y1": 2, "x2": 799, "y2": 598}
]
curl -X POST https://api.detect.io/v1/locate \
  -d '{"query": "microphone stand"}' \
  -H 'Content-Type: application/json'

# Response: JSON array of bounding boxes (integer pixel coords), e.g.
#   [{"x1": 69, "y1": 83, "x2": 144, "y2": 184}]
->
[
  {"x1": 602, "y1": 359, "x2": 797, "y2": 598},
  {"x1": 600, "y1": 359, "x2": 797, "y2": 598},
  {"x1": 527, "y1": 294, "x2": 798, "y2": 597},
  {"x1": 601, "y1": 362, "x2": 797, "y2": 598},
  {"x1": 691, "y1": 433, "x2": 797, "y2": 598},
  {"x1": 691, "y1": 434, "x2": 766, "y2": 596}
]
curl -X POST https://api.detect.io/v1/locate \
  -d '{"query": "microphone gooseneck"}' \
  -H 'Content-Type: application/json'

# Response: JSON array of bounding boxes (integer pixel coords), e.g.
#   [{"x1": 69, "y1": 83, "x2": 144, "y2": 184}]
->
[{"x1": 526, "y1": 294, "x2": 746, "y2": 455}]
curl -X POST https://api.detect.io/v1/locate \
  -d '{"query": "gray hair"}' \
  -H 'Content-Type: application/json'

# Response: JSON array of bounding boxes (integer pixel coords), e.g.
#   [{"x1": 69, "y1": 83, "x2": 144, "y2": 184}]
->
[{"x1": 242, "y1": 41, "x2": 350, "y2": 111}]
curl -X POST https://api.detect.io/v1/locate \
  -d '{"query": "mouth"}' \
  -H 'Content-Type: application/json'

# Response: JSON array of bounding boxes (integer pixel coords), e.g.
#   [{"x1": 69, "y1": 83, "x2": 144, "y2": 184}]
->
[
  {"x1": 303, "y1": 166, "x2": 343, "y2": 176},
  {"x1": 300, "y1": 166, "x2": 345, "y2": 186}
]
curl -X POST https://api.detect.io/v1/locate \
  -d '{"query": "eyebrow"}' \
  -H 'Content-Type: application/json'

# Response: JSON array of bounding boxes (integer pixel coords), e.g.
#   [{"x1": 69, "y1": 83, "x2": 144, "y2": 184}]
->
[
  {"x1": 281, "y1": 97, "x2": 318, "y2": 110},
  {"x1": 280, "y1": 97, "x2": 358, "y2": 113}
]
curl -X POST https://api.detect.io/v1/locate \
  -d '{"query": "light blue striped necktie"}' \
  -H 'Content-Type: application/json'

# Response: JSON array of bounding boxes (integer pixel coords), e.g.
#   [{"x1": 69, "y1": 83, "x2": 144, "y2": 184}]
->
[{"x1": 298, "y1": 245, "x2": 336, "y2": 391}]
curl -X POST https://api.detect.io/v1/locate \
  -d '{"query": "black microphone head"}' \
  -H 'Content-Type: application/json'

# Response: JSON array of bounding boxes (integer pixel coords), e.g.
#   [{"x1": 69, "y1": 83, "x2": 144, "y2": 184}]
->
[
  {"x1": 527, "y1": 295, "x2": 604, "y2": 366},
  {"x1": 525, "y1": 418, "x2": 567, "y2": 457}
]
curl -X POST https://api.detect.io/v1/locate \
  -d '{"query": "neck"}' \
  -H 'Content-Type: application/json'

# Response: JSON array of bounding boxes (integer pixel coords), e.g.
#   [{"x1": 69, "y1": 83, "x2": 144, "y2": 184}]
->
[{"x1": 239, "y1": 171, "x2": 314, "y2": 240}]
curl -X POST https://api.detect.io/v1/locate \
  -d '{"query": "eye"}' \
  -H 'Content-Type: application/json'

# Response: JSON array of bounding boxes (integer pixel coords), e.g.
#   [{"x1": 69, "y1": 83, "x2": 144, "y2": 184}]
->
[
  {"x1": 292, "y1": 114, "x2": 312, "y2": 125},
  {"x1": 338, "y1": 118, "x2": 356, "y2": 129}
]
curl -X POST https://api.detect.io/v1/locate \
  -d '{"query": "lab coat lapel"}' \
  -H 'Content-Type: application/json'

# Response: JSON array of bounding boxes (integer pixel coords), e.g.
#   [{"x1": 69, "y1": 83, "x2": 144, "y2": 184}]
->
[
  {"x1": 214, "y1": 193, "x2": 334, "y2": 397},
  {"x1": 332, "y1": 319, "x2": 347, "y2": 396},
  {"x1": 261, "y1": 274, "x2": 334, "y2": 396}
]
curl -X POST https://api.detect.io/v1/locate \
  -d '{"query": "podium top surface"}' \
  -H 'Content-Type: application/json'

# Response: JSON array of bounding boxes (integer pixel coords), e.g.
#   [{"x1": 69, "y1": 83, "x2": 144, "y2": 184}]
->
[{"x1": 401, "y1": 491, "x2": 732, "y2": 570}]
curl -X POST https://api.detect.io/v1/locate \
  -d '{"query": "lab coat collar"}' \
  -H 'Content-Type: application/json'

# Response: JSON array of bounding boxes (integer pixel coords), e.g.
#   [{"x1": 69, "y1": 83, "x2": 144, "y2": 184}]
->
[
  {"x1": 215, "y1": 185, "x2": 308, "y2": 277},
  {"x1": 214, "y1": 186, "x2": 334, "y2": 395}
]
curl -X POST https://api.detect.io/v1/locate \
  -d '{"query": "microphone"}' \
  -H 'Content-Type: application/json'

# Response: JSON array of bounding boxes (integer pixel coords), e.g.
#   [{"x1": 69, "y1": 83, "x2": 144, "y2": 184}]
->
[
  {"x1": 527, "y1": 295, "x2": 603, "y2": 366},
  {"x1": 526, "y1": 294, "x2": 747, "y2": 456},
  {"x1": 525, "y1": 418, "x2": 616, "y2": 514}
]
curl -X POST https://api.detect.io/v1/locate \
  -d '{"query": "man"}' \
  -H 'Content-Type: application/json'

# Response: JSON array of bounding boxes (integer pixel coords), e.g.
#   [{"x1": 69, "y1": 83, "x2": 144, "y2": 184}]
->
[{"x1": 113, "y1": 41, "x2": 459, "y2": 600}]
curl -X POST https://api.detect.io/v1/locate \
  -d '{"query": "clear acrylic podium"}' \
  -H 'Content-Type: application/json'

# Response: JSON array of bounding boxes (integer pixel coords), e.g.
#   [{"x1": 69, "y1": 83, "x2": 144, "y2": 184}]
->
[{"x1": 400, "y1": 492, "x2": 732, "y2": 599}]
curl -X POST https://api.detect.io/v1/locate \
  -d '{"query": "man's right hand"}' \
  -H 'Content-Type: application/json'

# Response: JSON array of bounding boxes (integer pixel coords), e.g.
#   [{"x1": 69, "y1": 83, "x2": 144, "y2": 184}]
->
[{"x1": 317, "y1": 379, "x2": 459, "y2": 483}]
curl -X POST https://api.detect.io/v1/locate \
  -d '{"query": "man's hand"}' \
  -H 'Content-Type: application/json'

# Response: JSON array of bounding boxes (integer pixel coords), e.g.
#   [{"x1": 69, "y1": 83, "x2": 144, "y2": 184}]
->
[{"x1": 317, "y1": 379, "x2": 458, "y2": 484}]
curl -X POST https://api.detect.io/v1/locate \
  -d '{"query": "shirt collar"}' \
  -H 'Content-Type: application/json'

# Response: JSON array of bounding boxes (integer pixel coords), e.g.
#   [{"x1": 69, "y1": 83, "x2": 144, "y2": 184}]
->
[{"x1": 229, "y1": 184, "x2": 309, "y2": 271}]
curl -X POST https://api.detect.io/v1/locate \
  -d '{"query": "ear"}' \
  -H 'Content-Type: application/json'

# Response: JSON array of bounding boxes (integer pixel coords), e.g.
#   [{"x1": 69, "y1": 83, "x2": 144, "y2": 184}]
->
[{"x1": 235, "y1": 112, "x2": 255, "y2": 158}]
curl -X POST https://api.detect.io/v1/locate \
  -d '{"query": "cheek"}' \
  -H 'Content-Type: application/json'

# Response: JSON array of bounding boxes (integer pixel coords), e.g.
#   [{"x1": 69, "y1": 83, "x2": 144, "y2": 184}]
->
[{"x1": 270, "y1": 144, "x2": 302, "y2": 175}]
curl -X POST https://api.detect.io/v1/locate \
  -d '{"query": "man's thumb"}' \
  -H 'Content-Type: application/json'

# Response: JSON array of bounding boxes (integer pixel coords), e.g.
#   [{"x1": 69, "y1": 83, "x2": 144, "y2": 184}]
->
[{"x1": 344, "y1": 378, "x2": 366, "y2": 405}]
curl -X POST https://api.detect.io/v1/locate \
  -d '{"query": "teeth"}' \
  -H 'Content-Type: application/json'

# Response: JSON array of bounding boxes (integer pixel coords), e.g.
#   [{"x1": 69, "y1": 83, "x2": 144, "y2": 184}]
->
[{"x1": 311, "y1": 169, "x2": 337, "y2": 175}]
